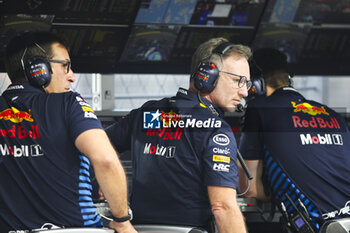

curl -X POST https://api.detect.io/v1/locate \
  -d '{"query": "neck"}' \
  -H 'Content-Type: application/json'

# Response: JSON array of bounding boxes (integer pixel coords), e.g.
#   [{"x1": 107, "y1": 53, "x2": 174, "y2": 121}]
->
[
  {"x1": 189, "y1": 86, "x2": 211, "y2": 101},
  {"x1": 266, "y1": 86, "x2": 276, "y2": 96},
  {"x1": 266, "y1": 85, "x2": 293, "y2": 96}
]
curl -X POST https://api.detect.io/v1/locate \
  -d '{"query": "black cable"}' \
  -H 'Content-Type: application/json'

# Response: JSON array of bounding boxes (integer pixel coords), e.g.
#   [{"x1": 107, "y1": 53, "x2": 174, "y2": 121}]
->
[
  {"x1": 237, "y1": 149, "x2": 253, "y2": 197},
  {"x1": 237, "y1": 149, "x2": 253, "y2": 180}
]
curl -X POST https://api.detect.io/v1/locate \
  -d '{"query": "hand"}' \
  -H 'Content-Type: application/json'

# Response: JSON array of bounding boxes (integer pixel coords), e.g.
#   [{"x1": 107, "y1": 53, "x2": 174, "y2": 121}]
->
[{"x1": 109, "y1": 220, "x2": 138, "y2": 233}]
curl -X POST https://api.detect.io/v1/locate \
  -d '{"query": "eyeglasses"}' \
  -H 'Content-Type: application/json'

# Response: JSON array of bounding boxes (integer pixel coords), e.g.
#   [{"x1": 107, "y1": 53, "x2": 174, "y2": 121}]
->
[
  {"x1": 219, "y1": 71, "x2": 252, "y2": 90},
  {"x1": 48, "y1": 59, "x2": 71, "y2": 74}
]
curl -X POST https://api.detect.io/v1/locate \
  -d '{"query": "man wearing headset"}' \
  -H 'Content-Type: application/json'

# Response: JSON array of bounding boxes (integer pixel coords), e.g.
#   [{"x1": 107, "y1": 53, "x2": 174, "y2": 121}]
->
[
  {"x1": 106, "y1": 37, "x2": 251, "y2": 233},
  {"x1": 0, "y1": 31, "x2": 136, "y2": 233},
  {"x1": 238, "y1": 48, "x2": 350, "y2": 233}
]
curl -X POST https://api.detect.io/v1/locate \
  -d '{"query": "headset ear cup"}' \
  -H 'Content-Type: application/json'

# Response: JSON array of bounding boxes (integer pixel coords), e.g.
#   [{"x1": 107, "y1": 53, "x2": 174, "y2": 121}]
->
[
  {"x1": 193, "y1": 62, "x2": 219, "y2": 93},
  {"x1": 248, "y1": 76, "x2": 266, "y2": 97},
  {"x1": 192, "y1": 41, "x2": 235, "y2": 93},
  {"x1": 25, "y1": 58, "x2": 52, "y2": 88},
  {"x1": 260, "y1": 77, "x2": 266, "y2": 94},
  {"x1": 288, "y1": 75, "x2": 293, "y2": 87}
]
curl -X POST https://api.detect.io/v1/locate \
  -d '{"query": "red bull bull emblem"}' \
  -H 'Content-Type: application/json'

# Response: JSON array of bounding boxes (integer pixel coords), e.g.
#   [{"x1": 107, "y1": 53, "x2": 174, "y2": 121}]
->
[
  {"x1": 0, "y1": 107, "x2": 34, "y2": 123},
  {"x1": 291, "y1": 101, "x2": 329, "y2": 116},
  {"x1": 161, "y1": 110, "x2": 180, "y2": 127}
]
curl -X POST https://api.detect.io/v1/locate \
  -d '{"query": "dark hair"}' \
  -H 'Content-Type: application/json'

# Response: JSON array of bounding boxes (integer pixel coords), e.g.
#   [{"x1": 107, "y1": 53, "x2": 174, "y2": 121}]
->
[
  {"x1": 4, "y1": 31, "x2": 69, "y2": 83},
  {"x1": 252, "y1": 48, "x2": 290, "y2": 88}
]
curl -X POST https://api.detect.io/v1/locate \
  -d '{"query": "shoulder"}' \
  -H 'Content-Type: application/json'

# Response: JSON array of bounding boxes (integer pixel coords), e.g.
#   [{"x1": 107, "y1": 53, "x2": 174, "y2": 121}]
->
[
  {"x1": 138, "y1": 97, "x2": 173, "y2": 110},
  {"x1": 55, "y1": 92, "x2": 91, "y2": 107},
  {"x1": 307, "y1": 99, "x2": 343, "y2": 117},
  {"x1": 49, "y1": 92, "x2": 97, "y2": 120},
  {"x1": 44, "y1": 91, "x2": 83, "y2": 103}
]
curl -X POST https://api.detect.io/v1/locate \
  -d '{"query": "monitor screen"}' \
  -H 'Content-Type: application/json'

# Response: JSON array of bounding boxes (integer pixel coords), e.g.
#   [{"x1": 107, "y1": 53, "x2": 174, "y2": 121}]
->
[
  {"x1": 4, "y1": 0, "x2": 140, "y2": 24},
  {"x1": 251, "y1": 23, "x2": 311, "y2": 64},
  {"x1": 2, "y1": 0, "x2": 350, "y2": 75},
  {"x1": 262, "y1": 0, "x2": 301, "y2": 23},
  {"x1": 171, "y1": 26, "x2": 255, "y2": 64},
  {"x1": 294, "y1": 0, "x2": 350, "y2": 24},
  {"x1": 135, "y1": 0, "x2": 197, "y2": 24},
  {"x1": 262, "y1": 0, "x2": 350, "y2": 24},
  {"x1": 190, "y1": 0, "x2": 266, "y2": 26},
  {"x1": 0, "y1": 14, "x2": 53, "y2": 71},
  {"x1": 120, "y1": 24, "x2": 181, "y2": 62},
  {"x1": 296, "y1": 26, "x2": 350, "y2": 75},
  {"x1": 51, "y1": 25, "x2": 129, "y2": 73}
]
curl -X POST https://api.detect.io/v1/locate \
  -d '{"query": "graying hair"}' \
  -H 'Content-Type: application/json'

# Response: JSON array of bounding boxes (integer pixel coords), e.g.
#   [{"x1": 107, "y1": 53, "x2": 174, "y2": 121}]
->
[{"x1": 190, "y1": 37, "x2": 252, "y2": 76}]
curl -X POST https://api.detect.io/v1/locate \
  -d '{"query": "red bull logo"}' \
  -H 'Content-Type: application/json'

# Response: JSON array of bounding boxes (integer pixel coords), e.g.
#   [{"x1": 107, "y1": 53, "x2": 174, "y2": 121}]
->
[
  {"x1": 195, "y1": 73, "x2": 208, "y2": 80},
  {"x1": 0, "y1": 125, "x2": 40, "y2": 139},
  {"x1": 248, "y1": 87, "x2": 257, "y2": 94},
  {"x1": 146, "y1": 128, "x2": 183, "y2": 141},
  {"x1": 291, "y1": 101, "x2": 329, "y2": 116},
  {"x1": 292, "y1": 116, "x2": 340, "y2": 129},
  {"x1": 0, "y1": 107, "x2": 34, "y2": 123},
  {"x1": 161, "y1": 110, "x2": 180, "y2": 127},
  {"x1": 31, "y1": 69, "x2": 46, "y2": 77}
]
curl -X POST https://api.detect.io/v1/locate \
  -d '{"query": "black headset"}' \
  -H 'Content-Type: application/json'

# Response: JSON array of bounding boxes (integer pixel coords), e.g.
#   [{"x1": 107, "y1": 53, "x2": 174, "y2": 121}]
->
[
  {"x1": 21, "y1": 43, "x2": 52, "y2": 88},
  {"x1": 192, "y1": 42, "x2": 235, "y2": 93},
  {"x1": 248, "y1": 59, "x2": 266, "y2": 98}
]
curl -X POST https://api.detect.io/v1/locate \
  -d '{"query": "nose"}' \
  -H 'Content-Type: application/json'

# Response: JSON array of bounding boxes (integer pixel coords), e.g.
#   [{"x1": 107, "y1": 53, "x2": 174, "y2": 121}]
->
[
  {"x1": 239, "y1": 85, "x2": 249, "y2": 98},
  {"x1": 67, "y1": 69, "x2": 76, "y2": 83}
]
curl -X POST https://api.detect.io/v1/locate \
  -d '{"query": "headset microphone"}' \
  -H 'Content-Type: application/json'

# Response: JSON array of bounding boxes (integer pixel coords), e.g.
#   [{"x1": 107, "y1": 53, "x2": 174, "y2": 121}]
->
[{"x1": 236, "y1": 103, "x2": 244, "y2": 112}]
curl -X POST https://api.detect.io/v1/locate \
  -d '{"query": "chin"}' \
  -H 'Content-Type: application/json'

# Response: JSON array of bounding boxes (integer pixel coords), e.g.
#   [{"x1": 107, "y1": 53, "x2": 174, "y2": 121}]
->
[{"x1": 223, "y1": 105, "x2": 236, "y2": 113}]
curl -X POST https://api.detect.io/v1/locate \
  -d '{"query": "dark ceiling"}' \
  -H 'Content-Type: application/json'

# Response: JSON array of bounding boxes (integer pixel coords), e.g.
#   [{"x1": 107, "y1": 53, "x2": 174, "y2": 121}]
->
[{"x1": 1, "y1": 0, "x2": 350, "y2": 75}]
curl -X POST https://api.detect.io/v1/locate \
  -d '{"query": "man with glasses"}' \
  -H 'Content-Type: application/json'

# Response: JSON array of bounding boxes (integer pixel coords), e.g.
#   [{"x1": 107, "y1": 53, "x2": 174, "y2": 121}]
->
[
  {"x1": 106, "y1": 37, "x2": 250, "y2": 233},
  {"x1": 0, "y1": 31, "x2": 136, "y2": 233},
  {"x1": 238, "y1": 48, "x2": 350, "y2": 233}
]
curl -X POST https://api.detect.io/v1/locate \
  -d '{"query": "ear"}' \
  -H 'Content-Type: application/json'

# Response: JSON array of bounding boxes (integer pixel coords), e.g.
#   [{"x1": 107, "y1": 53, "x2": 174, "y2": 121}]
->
[
  {"x1": 24, "y1": 57, "x2": 52, "y2": 88},
  {"x1": 192, "y1": 62, "x2": 220, "y2": 93}
]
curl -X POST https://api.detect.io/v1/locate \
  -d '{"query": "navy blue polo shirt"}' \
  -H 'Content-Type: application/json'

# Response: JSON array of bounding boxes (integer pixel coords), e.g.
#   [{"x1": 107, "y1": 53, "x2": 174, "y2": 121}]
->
[
  {"x1": 239, "y1": 87, "x2": 350, "y2": 228},
  {"x1": 106, "y1": 88, "x2": 238, "y2": 230},
  {"x1": 0, "y1": 83, "x2": 103, "y2": 231}
]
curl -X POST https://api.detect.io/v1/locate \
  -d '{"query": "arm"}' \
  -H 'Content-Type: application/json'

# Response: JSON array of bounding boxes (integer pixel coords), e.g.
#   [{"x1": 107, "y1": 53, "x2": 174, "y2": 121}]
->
[
  {"x1": 75, "y1": 128, "x2": 137, "y2": 233},
  {"x1": 238, "y1": 159, "x2": 269, "y2": 200},
  {"x1": 208, "y1": 186, "x2": 247, "y2": 233}
]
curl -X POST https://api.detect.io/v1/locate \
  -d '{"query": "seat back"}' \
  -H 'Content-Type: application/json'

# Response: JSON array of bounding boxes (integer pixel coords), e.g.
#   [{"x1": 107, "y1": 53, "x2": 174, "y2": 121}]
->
[{"x1": 320, "y1": 218, "x2": 350, "y2": 233}]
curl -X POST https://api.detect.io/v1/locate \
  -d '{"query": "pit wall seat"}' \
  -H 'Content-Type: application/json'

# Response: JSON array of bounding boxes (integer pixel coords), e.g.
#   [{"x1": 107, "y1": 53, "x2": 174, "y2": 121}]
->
[{"x1": 30, "y1": 225, "x2": 208, "y2": 233}]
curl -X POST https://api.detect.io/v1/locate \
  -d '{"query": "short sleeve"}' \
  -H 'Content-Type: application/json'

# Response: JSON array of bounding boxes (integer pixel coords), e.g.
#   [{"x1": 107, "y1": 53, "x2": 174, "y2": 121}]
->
[
  {"x1": 202, "y1": 126, "x2": 238, "y2": 189},
  {"x1": 66, "y1": 93, "x2": 103, "y2": 141}
]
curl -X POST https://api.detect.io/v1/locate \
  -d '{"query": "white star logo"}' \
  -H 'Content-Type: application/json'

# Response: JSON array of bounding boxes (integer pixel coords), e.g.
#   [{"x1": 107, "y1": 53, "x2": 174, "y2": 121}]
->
[{"x1": 150, "y1": 109, "x2": 161, "y2": 122}]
